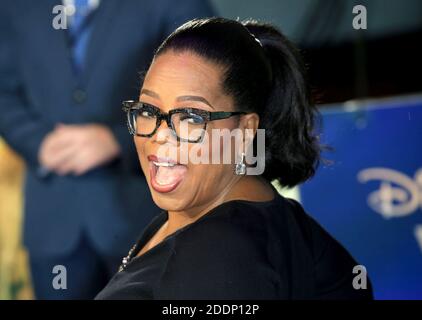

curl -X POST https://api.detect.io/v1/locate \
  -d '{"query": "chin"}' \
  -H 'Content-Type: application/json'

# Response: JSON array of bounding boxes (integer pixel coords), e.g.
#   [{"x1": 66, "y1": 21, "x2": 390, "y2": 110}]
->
[{"x1": 149, "y1": 189, "x2": 189, "y2": 212}]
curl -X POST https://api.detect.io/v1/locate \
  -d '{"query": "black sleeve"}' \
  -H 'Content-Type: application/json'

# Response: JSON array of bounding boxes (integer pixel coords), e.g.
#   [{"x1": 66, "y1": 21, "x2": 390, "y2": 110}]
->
[
  {"x1": 288, "y1": 198, "x2": 374, "y2": 300},
  {"x1": 311, "y1": 221, "x2": 374, "y2": 300},
  {"x1": 154, "y1": 217, "x2": 281, "y2": 299}
]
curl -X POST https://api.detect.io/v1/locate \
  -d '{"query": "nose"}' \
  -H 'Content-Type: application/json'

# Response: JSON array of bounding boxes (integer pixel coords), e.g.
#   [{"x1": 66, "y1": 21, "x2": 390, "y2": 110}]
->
[{"x1": 153, "y1": 117, "x2": 175, "y2": 144}]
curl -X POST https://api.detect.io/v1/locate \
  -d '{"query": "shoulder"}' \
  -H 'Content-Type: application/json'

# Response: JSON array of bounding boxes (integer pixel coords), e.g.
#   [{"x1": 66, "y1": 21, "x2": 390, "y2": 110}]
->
[
  {"x1": 175, "y1": 200, "x2": 272, "y2": 263},
  {"x1": 168, "y1": 197, "x2": 309, "y2": 263},
  {"x1": 283, "y1": 198, "x2": 374, "y2": 299},
  {"x1": 154, "y1": 201, "x2": 282, "y2": 299}
]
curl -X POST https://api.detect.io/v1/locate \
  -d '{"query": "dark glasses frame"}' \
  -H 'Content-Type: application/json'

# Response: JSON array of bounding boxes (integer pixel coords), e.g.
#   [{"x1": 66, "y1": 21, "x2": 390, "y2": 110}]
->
[{"x1": 122, "y1": 100, "x2": 247, "y2": 143}]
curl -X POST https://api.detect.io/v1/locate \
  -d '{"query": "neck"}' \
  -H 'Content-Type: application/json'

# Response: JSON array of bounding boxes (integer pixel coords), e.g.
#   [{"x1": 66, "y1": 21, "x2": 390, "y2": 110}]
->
[{"x1": 164, "y1": 176, "x2": 275, "y2": 234}]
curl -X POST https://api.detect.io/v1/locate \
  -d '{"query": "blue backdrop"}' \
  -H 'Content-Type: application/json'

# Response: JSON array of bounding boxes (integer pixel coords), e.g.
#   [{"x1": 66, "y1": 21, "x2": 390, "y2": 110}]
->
[{"x1": 300, "y1": 96, "x2": 422, "y2": 299}]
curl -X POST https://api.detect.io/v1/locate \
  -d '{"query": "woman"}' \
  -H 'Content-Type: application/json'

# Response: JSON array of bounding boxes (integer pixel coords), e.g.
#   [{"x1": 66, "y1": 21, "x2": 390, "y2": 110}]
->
[{"x1": 96, "y1": 17, "x2": 373, "y2": 300}]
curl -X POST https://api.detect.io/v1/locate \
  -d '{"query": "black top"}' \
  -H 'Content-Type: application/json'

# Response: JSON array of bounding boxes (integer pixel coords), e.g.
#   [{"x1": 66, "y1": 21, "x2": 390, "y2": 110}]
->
[{"x1": 95, "y1": 194, "x2": 373, "y2": 300}]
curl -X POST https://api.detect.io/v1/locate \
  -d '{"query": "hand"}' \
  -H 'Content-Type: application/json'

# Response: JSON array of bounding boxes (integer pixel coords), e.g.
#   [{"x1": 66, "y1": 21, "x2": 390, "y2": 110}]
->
[{"x1": 38, "y1": 123, "x2": 121, "y2": 176}]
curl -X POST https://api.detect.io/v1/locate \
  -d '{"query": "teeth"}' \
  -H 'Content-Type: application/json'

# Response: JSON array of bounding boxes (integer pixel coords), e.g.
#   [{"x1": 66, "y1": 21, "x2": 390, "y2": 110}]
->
[{"x1": 153, "y1": 161, "x2": 175, "y2": 167}]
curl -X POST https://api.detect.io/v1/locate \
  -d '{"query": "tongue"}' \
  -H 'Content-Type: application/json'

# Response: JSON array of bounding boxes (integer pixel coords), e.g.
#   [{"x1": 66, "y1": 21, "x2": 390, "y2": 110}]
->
[{"x1": 155, "y1": 165, "x2": 187, "y2": 186}]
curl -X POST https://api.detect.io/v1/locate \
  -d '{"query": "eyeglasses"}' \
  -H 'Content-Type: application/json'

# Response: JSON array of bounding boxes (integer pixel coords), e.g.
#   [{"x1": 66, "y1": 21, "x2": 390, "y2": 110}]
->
[{"x1": 122, "y1": 101, "x2": 247, "y2": 143}]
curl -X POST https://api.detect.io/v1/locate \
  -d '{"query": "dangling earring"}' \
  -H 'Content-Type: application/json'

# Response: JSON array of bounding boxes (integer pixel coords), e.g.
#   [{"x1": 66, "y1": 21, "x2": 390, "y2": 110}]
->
[{"x1": 235, "y1": 152, "x2": 246, "y2": 176}]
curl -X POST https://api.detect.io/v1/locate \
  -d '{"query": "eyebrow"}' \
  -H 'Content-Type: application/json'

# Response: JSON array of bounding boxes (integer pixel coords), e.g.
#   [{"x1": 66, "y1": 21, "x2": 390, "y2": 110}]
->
[
  {"x1": 140, "y1": 89, "x2": 214, "y2": 110},
  {"x1": 140, "y1": 88, "x2": 160, "y2": 99},
  {"x1": 176, "y1": 95, "x2": 214, "y2": 109}
]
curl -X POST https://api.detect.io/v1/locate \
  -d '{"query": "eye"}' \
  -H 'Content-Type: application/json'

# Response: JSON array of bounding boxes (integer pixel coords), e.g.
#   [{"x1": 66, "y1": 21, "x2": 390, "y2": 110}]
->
[
  {"x1": 138, "y1": 108, "x2": 155, "y2": 119},
  {"x1": 180, "y1": 113, "x2": 205, "y2": 125}
]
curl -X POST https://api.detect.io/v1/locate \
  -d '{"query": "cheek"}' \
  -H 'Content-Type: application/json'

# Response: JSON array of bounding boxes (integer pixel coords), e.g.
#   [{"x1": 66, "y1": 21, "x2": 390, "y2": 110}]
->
[
  {"x1": 208, "y1": 130, "x2": 237, "y2": 167},
  {"x1": 186, "y1": 162, "x2": 231, "y2": 204},
  {"x1": 134, "y1": 137, "x2": 144, "y2": 156},
  {"x1": 134, "y1": 137, "x2": 149, "y2": 169},
  {"x1": 189, "y1": 122, "x2": 238, "y2": 179},
  {"x1": 186, "y1": 135, "x2": 234, "y2": 190}
]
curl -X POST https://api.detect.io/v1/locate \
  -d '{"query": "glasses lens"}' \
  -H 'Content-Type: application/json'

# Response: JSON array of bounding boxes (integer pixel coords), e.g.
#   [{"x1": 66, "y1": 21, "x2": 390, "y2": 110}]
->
[
  {"x1": 171, "y1": 111, "x2": 206, "y2": 142},
  {"x1": 130, "y1": 106, "x2": 157, "y2": 136}
]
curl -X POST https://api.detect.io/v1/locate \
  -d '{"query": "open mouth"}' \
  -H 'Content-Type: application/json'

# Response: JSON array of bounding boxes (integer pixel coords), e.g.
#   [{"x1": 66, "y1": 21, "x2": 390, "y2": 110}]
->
[{"x1": 147, "y1": 155, "x2": 187, "y2": 193}]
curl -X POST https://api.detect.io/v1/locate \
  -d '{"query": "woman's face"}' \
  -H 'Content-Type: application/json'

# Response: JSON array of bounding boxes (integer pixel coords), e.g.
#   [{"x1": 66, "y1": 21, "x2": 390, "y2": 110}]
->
[{"x1": 134, "y1": 50, "x2": 246, "y2": 214}]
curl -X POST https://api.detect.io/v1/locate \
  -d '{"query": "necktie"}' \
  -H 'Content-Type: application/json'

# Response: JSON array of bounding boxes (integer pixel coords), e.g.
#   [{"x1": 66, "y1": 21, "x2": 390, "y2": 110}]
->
[{"x1": 67, "y1": 0, "x2": 96, "y2": 74}]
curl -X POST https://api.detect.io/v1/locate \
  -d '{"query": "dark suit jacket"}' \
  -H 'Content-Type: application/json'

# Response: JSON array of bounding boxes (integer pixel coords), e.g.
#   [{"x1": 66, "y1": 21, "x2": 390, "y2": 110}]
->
[{"x1": 0, "y1": 0, "x2": 215, "y2": 256}]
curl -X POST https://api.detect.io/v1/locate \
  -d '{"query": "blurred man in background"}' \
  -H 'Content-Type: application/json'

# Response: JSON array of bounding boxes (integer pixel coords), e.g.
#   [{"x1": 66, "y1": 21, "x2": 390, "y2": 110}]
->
[{"x1": 0, "y1": 0, "x2": 215, "y2": 299}]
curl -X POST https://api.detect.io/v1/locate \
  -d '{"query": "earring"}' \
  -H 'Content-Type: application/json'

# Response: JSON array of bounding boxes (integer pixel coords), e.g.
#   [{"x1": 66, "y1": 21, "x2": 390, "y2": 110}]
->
[{"x1": 235, "y1": 152, "x2": 247, "y2": 176}]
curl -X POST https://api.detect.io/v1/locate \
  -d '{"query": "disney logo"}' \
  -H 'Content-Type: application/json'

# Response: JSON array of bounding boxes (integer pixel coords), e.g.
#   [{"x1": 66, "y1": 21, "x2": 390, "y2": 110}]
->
[{"x1": 357, "y1": 167, "x2": 422, "y2": 219}]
